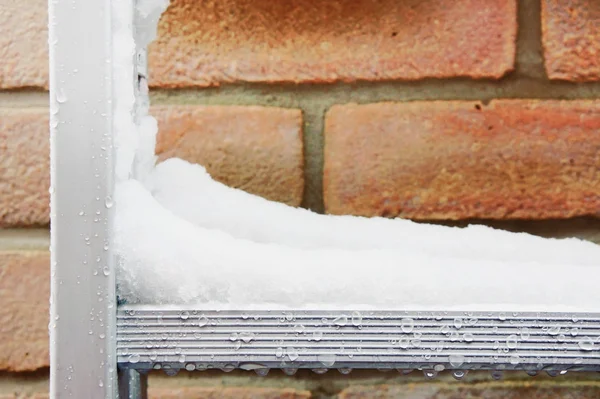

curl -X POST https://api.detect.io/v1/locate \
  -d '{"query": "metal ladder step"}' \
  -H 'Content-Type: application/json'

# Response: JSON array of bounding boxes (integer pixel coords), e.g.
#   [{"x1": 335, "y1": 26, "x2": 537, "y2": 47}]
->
[{"x1": 117, "y1": 307, "x2": 600, "y2": 373}]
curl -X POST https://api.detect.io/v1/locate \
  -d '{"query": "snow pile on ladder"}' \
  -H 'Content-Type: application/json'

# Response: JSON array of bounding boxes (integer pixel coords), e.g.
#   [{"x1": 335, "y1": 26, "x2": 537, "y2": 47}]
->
[{"x1": 112, "y1": 0, "x2": 600, "y2": 311}]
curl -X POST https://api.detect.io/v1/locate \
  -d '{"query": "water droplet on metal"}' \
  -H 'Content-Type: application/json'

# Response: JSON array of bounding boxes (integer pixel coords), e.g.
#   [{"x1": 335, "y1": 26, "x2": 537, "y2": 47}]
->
[
  {"x1": 198, "y1": 316, "x2": 209, "y2": 327},
  {"x1": 104, "y1": 196, "x2": 114, "y2": 209},
  {"x1": 463, "y1": 333, "x2": 474, "y2": 342},
  {"x1": 128, "y1": 354, "x2": 140, "y2": 364},
  {"x1": 185, "y1": 363, "x2": 195, "y2": 371},
  {"x1": 352, "y1": 311, "x2": 362, "y2": 327},
  {"x1": 578, "y1": 337, "x2": 595, "y2": 351},
  {"x1": 401, "y1": 318, "x2": 414, "y2": 333},
  {"x1": 506, "y1": 334, "x2": 518, "y2": 349},
  {"x1": 449, "y1": 354, "x2": 465, "y2": 367},
  {"x1": 317, "y1": 353, "x2": 336, "y2": 367},
  {"x1": 56, "y1": 88, "x2": 68, "y2": 103},
  {"x1": 454, "y1": 317, "x2": 463, "y2": 329},
  {"x1": 287, "y1": 347, "x2": 299, "y2": 361},
  {"x1": 338, "y1": 368, "x2": 352, "y2": 375},
  {"x1": 333, "y1": 315, "x2": 348, "y2": 327},
  {"x1": 491, "y1": 370, "x2": 503, "y2": 380},
  {"x1": 255, "y1": 368, "x2": 269, "y2": 376},
  {"x1": 452, "y1": 370, "x2": 467, "y2": 380}
]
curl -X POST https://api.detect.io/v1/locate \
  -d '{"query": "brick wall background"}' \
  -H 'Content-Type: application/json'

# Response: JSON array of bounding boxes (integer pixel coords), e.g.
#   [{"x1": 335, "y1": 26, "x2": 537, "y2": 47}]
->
[{"x1": 1, "y1": 0, "x2": 600, "y2": 397}]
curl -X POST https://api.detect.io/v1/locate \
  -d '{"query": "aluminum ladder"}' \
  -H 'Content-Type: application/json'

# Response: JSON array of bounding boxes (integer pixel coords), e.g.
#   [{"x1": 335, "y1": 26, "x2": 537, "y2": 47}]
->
[{"x1": 48, "y1": 1, "x2": 600, "y2": 398}]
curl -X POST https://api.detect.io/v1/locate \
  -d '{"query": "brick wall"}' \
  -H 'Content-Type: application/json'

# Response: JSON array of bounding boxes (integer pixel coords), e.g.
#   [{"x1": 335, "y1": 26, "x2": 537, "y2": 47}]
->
[{"x1": 1, "y1": 0, "x2": 600, "y2": 397}]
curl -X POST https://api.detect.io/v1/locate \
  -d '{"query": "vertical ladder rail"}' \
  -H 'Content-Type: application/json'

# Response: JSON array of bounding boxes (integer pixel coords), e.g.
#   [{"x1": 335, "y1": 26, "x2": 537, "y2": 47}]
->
[{"x1": 49, "y1": 0, "x2": 117, "y2": 397}]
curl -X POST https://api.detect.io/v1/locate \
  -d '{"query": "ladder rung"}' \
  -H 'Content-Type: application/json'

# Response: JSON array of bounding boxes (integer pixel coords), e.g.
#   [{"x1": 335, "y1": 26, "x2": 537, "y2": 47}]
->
[{"x1": 117, "y1": 307, "x2": 600, "y2": 372}]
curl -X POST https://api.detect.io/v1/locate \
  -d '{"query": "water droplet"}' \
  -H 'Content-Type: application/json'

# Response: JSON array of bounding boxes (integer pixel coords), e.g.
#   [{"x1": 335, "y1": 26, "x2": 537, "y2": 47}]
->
[
  {"x1": 452, "y1": 370, "x2": 467, "y2": 380},
  {"x1": 454, "y1": 317, "x2": 463, "y2": 329},
  {"x1": 178, "y1": 354, "x2": 186, "y2": 363},
  {"x1": 185, "y1": 363, "x2": 195, "y2": 371},
  {"x1": 401, "y1": 318, "x2": 414, "y2": 333},
  {"x1": 548, "y1": 325, "x2": 560, "y2": 336},
  {"x1": 255, "y1": 368, "x2": 269, "y2": 376},
  {"x1": 102, "y1": 267, "x2": 110, "y2": 276},
  {"x1": 312, "y1": 331, "x2": 323, "y2": 341},
  {"x1": 275, "y1": 347, "x2": 284, "y2": 358},
  {"x1": 287, "y1": 347, "x2": 299, "y2": 361},
  {"x1": 434, "y1": 364, "x2": 445, "y2": 372},
  {"x1": 506, "y1": 334, "x2": 518, "y2": 349},
  {"x1": 180, "y1": 311, "x2": 190, "y2": 320},
  {"x1": 333, "y1": 315, "x2": 348, "y2": 327},
  {"x1": 56, "y1": 88, "x2": 68, "y2": 103},
  {"x1": 198, "y1": 316, "x2": 209, "y2": 327},
  {"x1": 520, "y1": 328, "x2": 530, "y2": 340},
  {"x1": 229, "y1": 333, "x2": 238, "y2": 342},
  {"x1": 283, "y1": 368, "x2": 297, "y2": 376},
  {"x1": 312, "y1": 368, "x2": 328, "y2": 375},
  {"x1": 463, "y1": 333, "x2": 474, "y2": 342},
  {"x1": 352, "y1": 311, "x2": 362, "y2": 327},
  {"x1": 398, "y1": 337, "x2": 409, "y2": 349},
  {"x1": 128, "y1": 354, "x2": 140, "y2": 364},
  {"x1": 578, "y1": 337, "x2": 595, "y2": 351},
  {"x1": 498, "y1": 312, "x2": 507, "y2": 321},
  {"x1": 491, "y1": 370, "x2": 503, "y2": 380},
  {"x1": 449, "y1": 354, "x2": 465, "y2": 367},
  {"x1": 424, "y1": 370, "x2": 437, "y2": 379},
  {"x1": 104, "y1": 196, "x2": 114, "y2": 209},
  {"x1": 317, "y1": 353, "x2": 336, "y2": 367},
  {"x1": 509, "y1": 355, "x2": 521, "y2": 365},
  {"x1": 240, "y1": 332, "x2": 254, "y2": 343},
  {"x1": 222, "y1": 364, "x2": 235, "y2": 372}
]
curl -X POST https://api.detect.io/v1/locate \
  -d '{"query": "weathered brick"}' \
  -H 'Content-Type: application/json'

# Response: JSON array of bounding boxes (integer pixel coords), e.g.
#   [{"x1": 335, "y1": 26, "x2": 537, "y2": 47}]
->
[
  {"x1": 542, "y1": 0, "x2": 600, "y2": 81},
  {"x1": 338, "y1": 383, "x2": 600, "y2": 399},
  {"x1": 149, "y1": 387, "x2": 311, "y2": 399},
  {"x1": 0, "y1": 251, "x2": 49, "y2": 371},
  {"x1": 148, "y1": 0, "x2": 517, "y2": 88},
  {"x1": 0, "y1": 0, "x2": 48, "y2": 89},
  {"x1": 324, "y1": 100, "x2": 600, "y2": 220},
  {"x1": 0, "y1": 109, "x2": 50, "y2": 227},
  {"x1": 154, "y1": 105, "x2": 304, "y2": 207},
  {"x1": 0, "y1": 105, "x2": 303, "y2": 227}
]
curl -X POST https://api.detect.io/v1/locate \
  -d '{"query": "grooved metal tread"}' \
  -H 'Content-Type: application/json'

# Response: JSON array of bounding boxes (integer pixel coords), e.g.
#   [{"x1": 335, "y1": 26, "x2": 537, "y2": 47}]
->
[{"x1": 117, "y1": 307, "x2": 600, "y2": 373}]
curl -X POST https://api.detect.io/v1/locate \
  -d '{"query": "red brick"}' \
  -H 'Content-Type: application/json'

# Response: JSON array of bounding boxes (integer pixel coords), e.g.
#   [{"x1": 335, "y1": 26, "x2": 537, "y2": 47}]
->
[
  {"x1": 339, "y1": 383, "x2": 600, "y2": 399},
  {"x1": 542, "y1": 0, "x2": 600, "y2": 81},
  {"x1": 149, "y1": 387, "x2": 311, "y2": 399},
  {"x1": 0, "y1": 0, "x2": 48, "y2": 89},
  {"x1": 0, "y1": 251, "x2": 49, "y2": 371},
  {"x1": 0, "y1": 106, "x2": 303, "y2": 227},
  {"x1": 0, "y1": 109, "x2": 50, "y2": 227},
  {"x1": 324, "y1": 100, "x2": 600, "y2": 220},
  {"x1": 148, "y1": 0, "x2": 517, "y2": 88},
  {"x1": 154, "y1": 105, "x2": 304, "y2": 206}
]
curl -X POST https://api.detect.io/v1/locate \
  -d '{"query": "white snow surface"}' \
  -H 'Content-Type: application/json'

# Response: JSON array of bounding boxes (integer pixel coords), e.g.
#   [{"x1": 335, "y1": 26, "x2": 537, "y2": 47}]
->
[
  {"x1": 114, "y1": 159, "x2": 600, "y2": 311},
  {"x1": 149, "y1": 158, "x2": 600, "y2": 267}
]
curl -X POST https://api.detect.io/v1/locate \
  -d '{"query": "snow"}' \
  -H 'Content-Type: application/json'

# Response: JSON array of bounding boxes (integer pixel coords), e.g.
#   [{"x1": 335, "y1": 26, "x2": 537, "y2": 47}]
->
[
  {"x1": 115, "y1": 160, "x2": 600, "y2": 311},
  {"x1": 150, "y1": 158, "x2": 600, "y2": 267},
  {"x1": 112, "y1": 0, "x2": 600, "y2": 311}
]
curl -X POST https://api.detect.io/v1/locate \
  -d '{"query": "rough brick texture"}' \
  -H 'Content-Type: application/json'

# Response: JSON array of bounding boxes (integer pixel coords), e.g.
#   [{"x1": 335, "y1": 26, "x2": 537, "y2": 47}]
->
[
  {"x1": 0, "y1": 0, "x2": 517, "y2": 89},
  {"x1": 324, "y1": 100, "x2": 600, "y2": 220},
  {"x1": 542, "y1": 0, "x2": 600, "y2": 81},
  {"x1": 148, "y1": 0, "x2": 517, "y2": 88},
  {"x1": 155, "y1": 105, "x2": 304, "y2": 206},
  {"x1": 149, "y1": 387, "x2": 311, "y2": 399},
  {"x1": 0, "y1": 109, "x2": 50, "y2": 227},
  {"x1": 0, "y1": 251, "x2": 49, "y2": 371},
  {"x1": 339, "y1": 383, "x2": 600, "y2": 399},
  {"x1": 0, "y1": 106, "x2": 303, "y2": 227},
  {"x1": 0, "y1": 0, "x2": 47, "y2": 88}
]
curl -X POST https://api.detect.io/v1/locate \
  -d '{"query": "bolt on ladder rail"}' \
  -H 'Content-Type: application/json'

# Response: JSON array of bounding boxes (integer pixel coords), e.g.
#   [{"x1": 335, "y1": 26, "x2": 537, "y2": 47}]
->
[{"x1": 48, "y1": 1, "x2": 600, "y2": 398}]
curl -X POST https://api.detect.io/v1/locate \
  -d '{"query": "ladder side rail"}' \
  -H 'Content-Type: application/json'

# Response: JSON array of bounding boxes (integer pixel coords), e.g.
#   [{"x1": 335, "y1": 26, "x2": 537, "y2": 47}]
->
[{"x1": 49, "y1": 0, "x2": 118, "y2": 397}]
